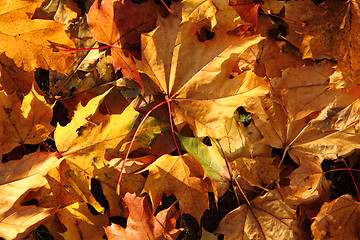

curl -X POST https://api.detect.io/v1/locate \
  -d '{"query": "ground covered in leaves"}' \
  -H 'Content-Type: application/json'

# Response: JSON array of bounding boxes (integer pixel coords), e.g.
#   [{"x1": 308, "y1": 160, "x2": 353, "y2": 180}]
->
[{"x1": 1, "y1": 0, "x2": 360, "y2": 239}]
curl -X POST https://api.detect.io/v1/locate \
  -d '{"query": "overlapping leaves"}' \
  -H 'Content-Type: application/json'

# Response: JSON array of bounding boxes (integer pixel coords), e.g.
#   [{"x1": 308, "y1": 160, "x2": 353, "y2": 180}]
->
[{"x1": 1, "y1": 0, "x2": 360, "y2": 239}]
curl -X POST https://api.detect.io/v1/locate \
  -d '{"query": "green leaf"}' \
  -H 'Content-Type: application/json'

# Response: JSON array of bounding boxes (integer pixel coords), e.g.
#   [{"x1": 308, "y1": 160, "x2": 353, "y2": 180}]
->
[{"x1": 178, "y1": 134, "x2": 230, "y2": 196}]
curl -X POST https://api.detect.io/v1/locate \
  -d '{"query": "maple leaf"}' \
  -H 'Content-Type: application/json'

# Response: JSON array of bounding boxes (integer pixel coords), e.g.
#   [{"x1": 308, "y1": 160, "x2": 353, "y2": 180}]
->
[
  {"x1": 216, "y1": 190, "x2": 305, "y2": 240},
  {"x1": 138, "y1": 13, "x2": 269, "y2": 138},
  {"x1": 231, "y1": 156, "x2": 280, "y2": 188},
  {"x1": 181, "y1": 0, "x2": 248, "y2": 31},
  {"x1": 179, "y1": 134, "x2": 230, "y2": 195},
  {"x1": 53, "y1": 89, "x2": 168, "y2": 214},
  {"x1": 0, "y1": 85, "x2": 54, "y2": 158},
  {"x1": 311, "y1": 194, "x2": 360, "y2": 240},
  {"x1": 87, "y1": 0, "x2": 166, "y2": 88},
  {"x1": 280, "y1": 154, "x2": 331, "y2": 206},
  {"x1": 0, "y1": 53, "x2": 36, "y2": 95},
  {"x1": 217, "y1": 116, "x2": 272, "y2": 161},
  {"x1": 105, "y1": 193, "x2": 182, "y2": 240},
  {"x1": 299, "y1": 0, "x2": 360, "y2": 81},
  {"x1": 142, "y1": 154, "x2": 210, "y2": 222},
  {"x1": 56, "y1": 202, "x2": 109, "y2": 240},
  {"x1": 245, "y1": 62, "x2": 360, "y2": 163},
  {"x1": 0, "y1": 0, "x2": 76, "y2": 73},
  {"x1": 0, "y1": 151, "x2": 62, "y2": 240}
]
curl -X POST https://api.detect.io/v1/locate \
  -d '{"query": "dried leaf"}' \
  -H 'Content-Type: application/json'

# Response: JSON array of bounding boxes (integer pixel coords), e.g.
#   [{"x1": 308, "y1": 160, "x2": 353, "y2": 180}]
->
[
  {"x1": 312, "y1": 194, "x2": 360, "y2": 240},
  {"x1": 0, "y1": 152, "x2": 61, "y2": 240},
  {"x1": 138, "y1": 14, "x2": 268, "y2": 137},
  {"x1": 143, "y1": 154, "x2": 210, "y2": 222},
  {"x1": 105, "y1": 193, "x2": 181, "y2": 240},
  {"x1": 216, "y1": 190, "x2": 305, "y2": 240},
  {"x1": 0, "y1": 0, "x2": 76, "y2": 73},
  {"x1": 57, "y1": 202, "x2": 109, "y2": 240},
  {"x1": 0, "y1": 85, "x2": 54, "y2": 157}
]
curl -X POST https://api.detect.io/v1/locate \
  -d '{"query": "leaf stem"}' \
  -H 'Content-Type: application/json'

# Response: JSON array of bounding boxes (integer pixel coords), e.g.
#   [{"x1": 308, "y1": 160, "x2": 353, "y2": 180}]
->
[
  {"x1": 165, "y1": 96, "x2": 182, "y2": 156},
  {"x1": 116, "y1": 100, "x2": 168, "y2": 195},
  {"x1": 339, "y1": 156, "x2": 360, "y2": 201}
]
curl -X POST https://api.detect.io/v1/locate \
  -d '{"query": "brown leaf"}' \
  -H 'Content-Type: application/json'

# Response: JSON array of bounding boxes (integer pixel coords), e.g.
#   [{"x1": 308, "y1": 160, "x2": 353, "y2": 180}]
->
[
  {"x1": 216, "y1": 190, "x2": 305, "y2": 239},
  {"x1": 105, "y1": 193, "x2": 181, "y2": 240},
  {"x1": 311, "y1": 194, "x2": 360, "y2": 240},
  {"x1": 181, "y1": 0, "x2": 248, "y2": 31},
  {"x1": 0, "y1": 53, "x2": 35, "y2": 95},
  {"x1": 300, "y1": 0, "x2": 360, "y2": 81},
  {"x1": 280, "y1": 153, "x2": 331, "y2": 206},
  {"x1": 142, "y1": 154, "x2": 210, "y2": 222}
]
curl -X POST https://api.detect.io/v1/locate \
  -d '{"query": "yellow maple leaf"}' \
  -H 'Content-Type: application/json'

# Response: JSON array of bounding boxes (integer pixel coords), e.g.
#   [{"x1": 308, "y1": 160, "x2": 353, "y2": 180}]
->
[
  {"x1": 0, "y1": 85, "x2": 54, "y2": 158},
  {"x1": 138, "y1": 13, "x2": 268, "y2": 138}
]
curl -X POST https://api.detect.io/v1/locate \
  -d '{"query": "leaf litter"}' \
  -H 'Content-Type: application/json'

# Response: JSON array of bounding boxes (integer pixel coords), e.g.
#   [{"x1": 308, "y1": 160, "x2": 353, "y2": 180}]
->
[{"x1": 1, "y1": 0, "x2": 360, "y2": 239}]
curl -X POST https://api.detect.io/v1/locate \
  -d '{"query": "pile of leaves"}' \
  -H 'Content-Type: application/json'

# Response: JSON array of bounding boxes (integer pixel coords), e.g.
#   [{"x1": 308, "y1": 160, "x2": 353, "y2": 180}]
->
[{"x1": 1, "y1": 0, "x2": 360, "y2": 239}]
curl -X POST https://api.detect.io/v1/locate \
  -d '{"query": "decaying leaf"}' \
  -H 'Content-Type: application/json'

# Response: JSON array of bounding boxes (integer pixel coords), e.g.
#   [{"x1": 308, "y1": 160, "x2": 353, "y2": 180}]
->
[{"x1": 312, "y1": 194, "x2": 360, "y2": 240}]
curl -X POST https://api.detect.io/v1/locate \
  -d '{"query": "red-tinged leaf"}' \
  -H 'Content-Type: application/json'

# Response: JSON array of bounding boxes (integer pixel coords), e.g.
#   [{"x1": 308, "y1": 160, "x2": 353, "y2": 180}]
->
[
  {"x1": 105, "y1": 193, "x2": 181, "y2": 240},
  {"x1": 87, "y1": 0, "x2": 166, "y2": 89}
]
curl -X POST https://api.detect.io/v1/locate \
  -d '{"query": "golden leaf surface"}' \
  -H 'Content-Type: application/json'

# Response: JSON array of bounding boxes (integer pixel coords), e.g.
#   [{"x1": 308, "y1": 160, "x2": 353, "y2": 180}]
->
[
  {"x1": 0, "y1": 0, "x2": 76, "y2": 73},
  {"x1": 138, "y1": 13, "x2": 268, "y2": 137},
  {"x1": 246, "y1": 62, "x2": 360, "y2": 162},
  {"x1": 0, "y1": 85, "x2": 54, "y2": 157},
  {"x1": 312, "y1": 194, "x2": 360, "y2": 240},
  {"x1": 142, "y1": 154, "x2": 210, "y2": 222},
  {"x1": 0, "y1": 152, "x2": 61, "y2": 240},
  {"x1": 216, "y1": 190, "x2": 305, "y2": 240}
]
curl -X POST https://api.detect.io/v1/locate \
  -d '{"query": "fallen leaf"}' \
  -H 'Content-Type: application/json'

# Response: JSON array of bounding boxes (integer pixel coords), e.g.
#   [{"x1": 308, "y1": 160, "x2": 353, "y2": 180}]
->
[
  {"x1": 218, "y1": 116, "x2": 272, "y2": 161},
  {"x1": 300, "y1": 0, "x2": 360, "y2": 81},
  {"x1": 0, "y1": 53, "x2": 35, "y2": 95},
  {"x1": 216, "y1": 190, "x2": 305, "y2": 240},
  {"x1": 0, "y1": 151, "x2": 62, "y2": 240},
  {"x1": 179, "y1": 134, "x2": 230, "y2": 197},
  {"x1": 0, "y1": 0, "x2": 76, "y2": 73},
  {"x1": 54, "y1": 89, "x2": 168, "y2": 215},
  {"x1": 245, "y1": 62, "x2": 360, "y2": 162},
  {"x1": 311, "y1": 194, "x2": 360, "y2": 240},
  {"x1": 231, "y1": 156, "x2": 280, "y2": 188},
  {"x1": 142, "y1": 154, "x2": 210, "y2": 222},
  {"x1": 87, "y1": 0, "x2": 166, "y2": 88},
  {"x1": 138, "y1": 13, "x2": 268, "y2": 137},
  {"x1": 38, "y1": 0, "x2": 81, "y2": 24},
  {"x1": 0, "y1": 85, "x2": 54, "y2": 157},
  {"x1": 57, "y1": 202, "x2": 109, "y2": 240},
  {"x1": 105, "y1": 193, "x2": 181, "y2": 240},
  {"x1": 181, "y1": 0, "x2": 248, "y2": 31},
  {"x1": 280, "y1": 153, "x2": 331, "y2": 206}
]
